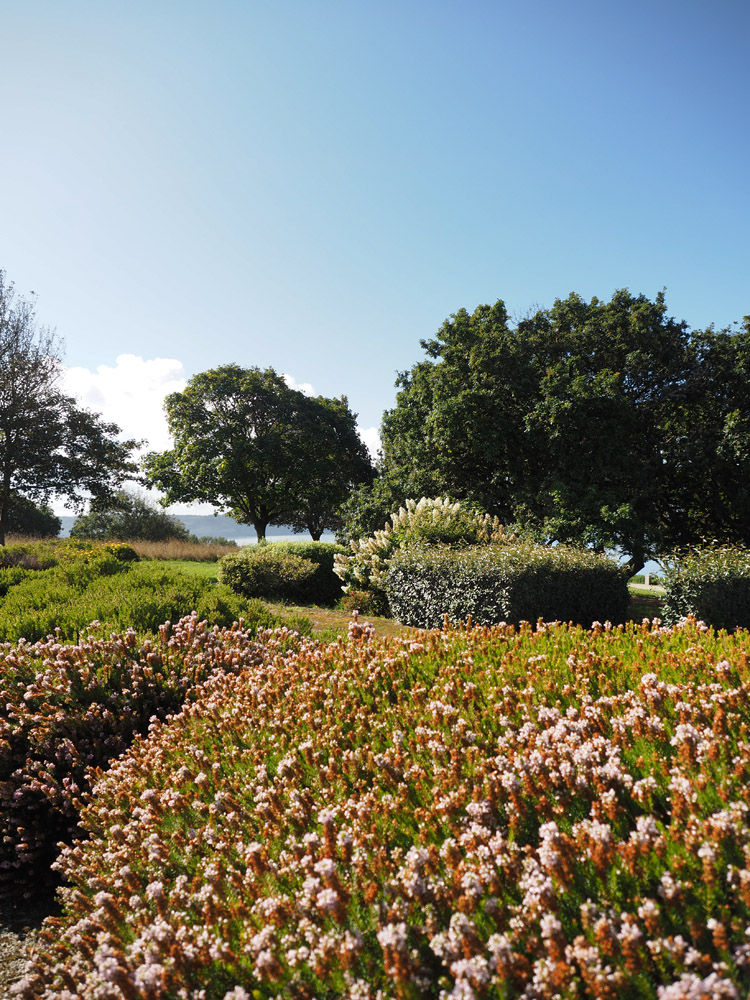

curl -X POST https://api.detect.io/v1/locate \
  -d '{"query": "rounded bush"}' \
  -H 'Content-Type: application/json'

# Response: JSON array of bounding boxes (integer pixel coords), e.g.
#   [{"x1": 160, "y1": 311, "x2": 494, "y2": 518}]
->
[{"x1": 219, "y1": 545, "x2": 318, "y2": 603}]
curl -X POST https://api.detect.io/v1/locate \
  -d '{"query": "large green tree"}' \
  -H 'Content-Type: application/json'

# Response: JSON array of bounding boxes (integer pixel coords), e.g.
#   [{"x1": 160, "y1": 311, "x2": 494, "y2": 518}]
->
[
  {"x1": 0, "y1": 270, "x2": 139, "y2": 546},
  {"x1": 377, "y1": 290, "x2": 750, "y2": 570},
  {"x1": 282, "y1": 394, "x2": 374, "y2": 540},
  {"x1": 143, "y1": 365, "x2": 373, "y2": 541}
]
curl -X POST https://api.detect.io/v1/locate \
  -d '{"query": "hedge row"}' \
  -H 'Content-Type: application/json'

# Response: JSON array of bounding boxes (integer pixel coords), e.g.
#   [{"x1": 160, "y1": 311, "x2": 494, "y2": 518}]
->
[
  {"x1": 662, "y1": 544, "x2": 750, "y2": 631},
  {"x1": 385, "y1": 541, "x2": 629, "y2": 627}
]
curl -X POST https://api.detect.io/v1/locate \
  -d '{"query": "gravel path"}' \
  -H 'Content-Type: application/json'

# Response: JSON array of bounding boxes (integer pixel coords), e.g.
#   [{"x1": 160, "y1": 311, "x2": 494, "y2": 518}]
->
[
  {"x1": 0, "y1": 900, "x2": 55, "y2": 999},
  {"x1": 0, "y1": 927, "x2": 35, "y2": 999}
]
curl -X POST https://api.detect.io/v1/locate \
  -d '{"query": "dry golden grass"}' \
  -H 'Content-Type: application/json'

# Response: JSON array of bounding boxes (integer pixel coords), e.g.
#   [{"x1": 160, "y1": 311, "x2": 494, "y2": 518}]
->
[{"x1": 126, "y1": 538, "x2": 241, "y2": 561}]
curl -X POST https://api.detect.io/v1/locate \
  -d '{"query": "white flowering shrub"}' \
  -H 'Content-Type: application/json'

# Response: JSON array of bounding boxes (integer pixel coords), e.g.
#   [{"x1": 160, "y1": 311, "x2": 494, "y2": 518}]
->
[{"x1": 333, "y1": 497, "x2": 506, "y2": 611}]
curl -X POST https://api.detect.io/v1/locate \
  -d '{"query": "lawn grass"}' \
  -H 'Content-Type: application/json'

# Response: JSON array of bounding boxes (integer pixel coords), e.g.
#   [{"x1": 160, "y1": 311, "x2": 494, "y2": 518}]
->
[
  {"x1": 154, "y1": 558, "x2": 220, "y2": 582},
  {"x1": 260, "y1": 600, "x2": 418, "y2": 638}
]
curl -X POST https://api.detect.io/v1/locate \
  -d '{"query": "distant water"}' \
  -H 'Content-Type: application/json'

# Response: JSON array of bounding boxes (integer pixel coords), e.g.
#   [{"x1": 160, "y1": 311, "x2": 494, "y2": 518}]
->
[{"x1": 234, "y1": 531, "x2": 336, "y2": 546}]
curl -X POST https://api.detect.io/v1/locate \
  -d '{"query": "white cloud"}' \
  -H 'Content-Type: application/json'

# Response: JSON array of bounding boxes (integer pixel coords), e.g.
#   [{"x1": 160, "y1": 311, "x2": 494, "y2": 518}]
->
[
  {"x1": 56, "y1": 355, "x2": 189, "y2": 515},
  {"x1": 62, "y1": 354, "x2": 187, "y2": 453},
  {"x1": 359, "y1": 426, "x2": 381, "y2": 461},
  {"x1": 282, "y1": 372, "x2": 315, "y2": 396}
]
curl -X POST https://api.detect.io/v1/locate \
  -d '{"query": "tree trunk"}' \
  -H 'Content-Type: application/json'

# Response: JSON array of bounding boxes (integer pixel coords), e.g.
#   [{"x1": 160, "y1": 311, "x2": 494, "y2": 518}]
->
[
  {"x1": 252, "y1": 520, "x2": 268, "y2": 542},
  {"x1": 0, "y1": 479, "x2": 9, "y2": 546}
]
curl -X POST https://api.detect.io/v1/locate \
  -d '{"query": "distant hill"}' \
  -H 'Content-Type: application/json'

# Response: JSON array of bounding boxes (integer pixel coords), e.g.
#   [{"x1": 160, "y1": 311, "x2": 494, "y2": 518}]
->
[{"x1": 57, "y1": 514, "x2": 295, "y2": 540}]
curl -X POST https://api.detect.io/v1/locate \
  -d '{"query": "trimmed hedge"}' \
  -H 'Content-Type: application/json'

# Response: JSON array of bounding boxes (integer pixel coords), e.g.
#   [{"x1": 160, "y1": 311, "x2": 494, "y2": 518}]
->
[
  {"x1": 220, "y1": 541, "x2": 346, "y2": 605},
  {"x1": 662, "y1": 544, "x2": 750, "y2": 630},
  {"x1": 385, "y1": 541, "x2": 629, "y2": 628}
]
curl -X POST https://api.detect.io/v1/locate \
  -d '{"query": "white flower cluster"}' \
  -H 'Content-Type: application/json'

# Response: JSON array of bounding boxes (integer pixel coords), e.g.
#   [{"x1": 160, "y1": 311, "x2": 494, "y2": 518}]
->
[{"x1": 334, "y1": 497, "x2": 504, "y2": 595}]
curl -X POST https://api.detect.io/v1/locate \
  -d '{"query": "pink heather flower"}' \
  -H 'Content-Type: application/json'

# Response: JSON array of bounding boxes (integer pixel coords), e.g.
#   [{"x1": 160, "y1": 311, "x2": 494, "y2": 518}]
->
[
  {"x1": 314, "y1": 858, "x2": 337, "y2": 879},
  {"x1": 316, "y1": 887, "x2": 340, "y2": 911},
  {"x1": 540, "y1": 913, "x2": 563, "y2": 940},
  {"x1": 657, "y1": 973, "x2": 738, "y2": 999},
  {"x1": 377, "y1": 922, "x2": 408, "y2": 950},
  {"x1": 134, "y1": 964, "x2": 166, "y2": 989}
]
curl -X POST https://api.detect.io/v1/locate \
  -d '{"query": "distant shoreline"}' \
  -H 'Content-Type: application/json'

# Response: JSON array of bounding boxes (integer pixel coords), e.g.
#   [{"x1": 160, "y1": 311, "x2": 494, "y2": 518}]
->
[{"x1": 56, "y1": 513, "x2": 334, "y2": 544}]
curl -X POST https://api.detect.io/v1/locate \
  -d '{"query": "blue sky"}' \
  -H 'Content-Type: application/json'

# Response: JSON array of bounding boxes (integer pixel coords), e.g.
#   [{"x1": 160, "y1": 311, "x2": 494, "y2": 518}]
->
[{"x1": 2, "y1": 0, "x2": 748, "y2": 477}]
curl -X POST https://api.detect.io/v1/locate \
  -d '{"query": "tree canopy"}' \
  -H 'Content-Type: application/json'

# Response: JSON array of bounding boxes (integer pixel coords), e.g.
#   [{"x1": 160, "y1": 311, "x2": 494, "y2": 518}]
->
[
  {"x1": 373, "y1": 290, "x2": 750, "y2": 569},
  {"x1": 70, "y1": 490, "x2": 192, "y2": 542},
  {"x1": 143, "y1": 365, "x2": 373, "y2": 541},
  {"x1": 4, "y1": 493, "x2": 61, "y2": 538},
  {"x1": 0, "y1": 270, "x2": 139, "y2": 546}
]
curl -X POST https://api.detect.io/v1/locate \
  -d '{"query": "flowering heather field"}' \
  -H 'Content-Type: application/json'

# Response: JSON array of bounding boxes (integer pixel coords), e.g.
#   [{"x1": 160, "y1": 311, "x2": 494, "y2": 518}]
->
[
  {"x1": 0, "y1": 615, "x2": 302, "y2": 897},
  {"x1": 15, "y1": 618, "x2": 750, "y2": 999}
]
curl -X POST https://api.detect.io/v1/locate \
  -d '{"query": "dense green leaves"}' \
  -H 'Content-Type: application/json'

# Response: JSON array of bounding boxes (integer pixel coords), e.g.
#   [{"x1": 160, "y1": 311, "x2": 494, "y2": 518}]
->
[
  {"x1": 662, "y1": 543, "x2": 750, "y2": 630},
  {"x1": 378, "y1": 291, "x2": 750, "y2": 569},
  {"x1": 385, "y1": 541, "x2": 629, "y2": 628},
  {"x1": 4, "y1": 493, "x2": 61, "y2": 538},
  {"x1": 71, "y1": 489, "x2": 192, "y2": 542},
  {"x1": 143, "y1": 365, "x2": 373, "y2": 541}
]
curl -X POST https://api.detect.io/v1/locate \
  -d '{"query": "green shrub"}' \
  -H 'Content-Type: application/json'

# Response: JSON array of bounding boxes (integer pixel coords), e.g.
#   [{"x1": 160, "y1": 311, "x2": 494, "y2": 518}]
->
[
  {"x1": 340, "y1": 587, "x2": 387, "y2": 616},
  {"x1": 220, "y1": 543, "x2": 345, "y2": 604},
  {"x1": 0, "y1": 543, "x2": 57, "y2": 571},
  {"x1": 262, "y1": 540, "x2": 346, "y2": 604},
  {"x1": 385, "y1": 541, "x2": 629, "y2": 628},
  {"x1": 661, "y1": 543, "x2": 750, "y2": 630},
  {"x1": 102, "y1": 541, "x2": 139, "y2": 562},
  {"x1": 0, "y1": 558, "x2": 311, "y2": 642},
  {"x1": 0, "y1": 565, "x2": 29, "y2": 595},
  {"x1": 334, "y1": 497, "x2": 507, "y2": 613}
]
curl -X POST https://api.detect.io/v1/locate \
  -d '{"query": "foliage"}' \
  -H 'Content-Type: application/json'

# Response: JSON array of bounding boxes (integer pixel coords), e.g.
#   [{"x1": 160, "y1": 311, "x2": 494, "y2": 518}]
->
[
  {"x1": 4, "y1": 492, "x2": 61, "y2": 537},
  {"x1": 0, "y1": 538, "x2": 307, "y2": 642},
  {"x1": 0, "y1": 616, "x2": 307, "y2": 897},
  {"x1": 282, "y1": 394, "x2": 375, "y2": 540},
  {"x1": 0, "y1": 537, "x2": 136, "y2": 570},
  {"x1": 335, "y1": 472, "x2": 408, "y2": 544},
  {"x1": 19, "y1": 618, "x2": 750, "y2": 998},
  {"x1": 334, "y1": 497, "x2": 506, "y2": 613},
  {"x1": 219, "y1": 545, "x2": 322, "y2": 604},
  {"x1": 661, "y1": 543, "x2": 750, "y2": 630},
  {"x1": 380, "y1": 291, "x2": 750, "y2": 570},
  {"x1": 259, "y1": 540, "x2": 347, "y2": 604},
  {"x1": 0, "y1": 269, "x2": 139, "y2": 545},
  {"x1": 385, "y1": 540, "x2": 628, "y2": 628},
  {"x1": 194, "y1": 535, "x2": 239, "y2": 547},
  {"x1": 70, "y1": 489, "x2": 192, "y2": 542},
  {"x1": 143, "y1": 365, "x2": 373, "y2": 541}
]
